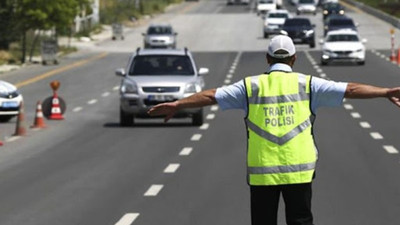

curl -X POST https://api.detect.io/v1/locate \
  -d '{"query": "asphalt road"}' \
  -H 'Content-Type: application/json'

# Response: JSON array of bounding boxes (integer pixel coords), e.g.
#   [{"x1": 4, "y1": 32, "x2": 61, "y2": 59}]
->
[{"x1": 0, "y1": 0, "x2": 399, "y2": 224}]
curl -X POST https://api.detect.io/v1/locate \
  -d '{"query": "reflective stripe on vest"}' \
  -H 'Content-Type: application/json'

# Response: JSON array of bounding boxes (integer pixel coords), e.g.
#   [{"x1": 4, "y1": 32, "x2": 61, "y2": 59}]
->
[{"x1": 245, "y1": 72, "x2": 317, "y2": 186}]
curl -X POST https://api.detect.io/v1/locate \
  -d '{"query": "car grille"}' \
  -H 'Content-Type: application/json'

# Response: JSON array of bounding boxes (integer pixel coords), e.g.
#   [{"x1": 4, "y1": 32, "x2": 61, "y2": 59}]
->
[
  {"x1": 333, "y1": 51, "x2": 352, "y2": 54},
  {"x1": 151, "y1": 40, "x2": 166, "y2": 43},
  {"x1": 142, "y1": 87, "x2": 180, "y2": 93},
  {"x1": 0, "y1": 91, "x2": 19, "y2": 99},
  {"x1": 144, "y1": 98, "x2": 178, "y2": 106}
]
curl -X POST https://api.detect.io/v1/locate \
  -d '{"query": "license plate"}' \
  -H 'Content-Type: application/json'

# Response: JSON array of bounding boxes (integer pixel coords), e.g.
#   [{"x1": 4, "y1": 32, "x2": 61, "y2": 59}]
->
[
  {"x1": 148, "y1": 95, "x2": 174, "y2": 101},
  {"x1": 293, "y1": 38, "x2": 302, "y2": 43},
  {"x1": 2, "y1": 101, "x2": 18, "y2": 108}
]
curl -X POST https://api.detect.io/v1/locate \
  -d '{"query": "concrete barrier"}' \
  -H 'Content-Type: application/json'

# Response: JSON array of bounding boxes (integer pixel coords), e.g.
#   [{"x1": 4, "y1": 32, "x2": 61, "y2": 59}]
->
[{"x1": 342, "y1": 0, "x2": 400, "y2": 29}]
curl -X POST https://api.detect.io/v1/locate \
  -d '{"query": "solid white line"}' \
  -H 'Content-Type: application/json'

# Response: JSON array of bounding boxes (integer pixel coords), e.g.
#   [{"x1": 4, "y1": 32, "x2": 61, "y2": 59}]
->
[
  {"x1": 144, "y1": 185, "x2": 163, "y2": 196},
  {"x1": 102, "y1": 92, "x2": 110, "y2": 97},
  {"x1": 359, "y1": 121, "x2": 371, "y2": 129},
  {"x1": 164, "y1": 163, "x2": 180, "y2": 173},
  {"x1": 180, "y1": 147, "x2": 193, "y2": 156},
  {"x1": 211, "y1": 105, "x2": 219, "y2": 111},
  {"x1": 87, "y1": 99, "x2": 98, "y2": 105},
  {"x1": 206, "y1": 114, "x2": 215, "y2": 120},
  {"x1": 351, "y1": 112, "x2": 361, "y2": 118},
  {"x1": 191, "y1": 134, "x2": 202, "y2": 141},
  {"x1": 199, "y1": 123, "x2": 209, "y2": 130},
  {"x1": 73, "y1": 107, "x2": 83, "y2": 112},
  {"x1": 343, "y1": 104, "x2": 353, "y2": 110},
  {"x1": 383, "y1": 145, "x2": 399, "y2": 154},
  {"x1": 115, "y1": 213, "x2": 140, "y2": 225},
  {"x1": 370, "y1": 132, "x2": 383, "y2": 140}
]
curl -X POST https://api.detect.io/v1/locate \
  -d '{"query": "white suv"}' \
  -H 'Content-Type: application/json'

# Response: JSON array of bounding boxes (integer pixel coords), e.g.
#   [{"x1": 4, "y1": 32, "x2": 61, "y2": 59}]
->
[
  {"x1": 257, "y1": 0, "x2": 277, "y2": 16},
  {"x1": 263, "y1": 9, "x2": 291, "y2": 38},
  {"x1": 116, "y1": 48, "x2": 209, "y2": 126}
]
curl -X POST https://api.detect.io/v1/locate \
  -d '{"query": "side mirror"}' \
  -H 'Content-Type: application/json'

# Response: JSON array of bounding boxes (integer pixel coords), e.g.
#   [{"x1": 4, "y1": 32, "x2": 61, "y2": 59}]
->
[
  {"x1": 319, "y1": 39, "x2": 324, "y2": 45},
  {"x1": 312, "y1": 24, "x2": 316, "y2": 28},
  {"x1": 280, "y1": 30, "x2": 288, "y2": 36},
  {"x1": 115, "y1": 68, "x2": 126, "y2": 77},
  {"x1": 142, "y1": 33, "x2": 146, "y2": 36},
  {"x1": 355, "y1": 22, "x2": 360, "y2": 27},
  {"x1": 362, "y1": 38, "x2": 367, "y2": 44},
  {"x1": 198, "y1": 68, "x2": 209, "y2": 75}
]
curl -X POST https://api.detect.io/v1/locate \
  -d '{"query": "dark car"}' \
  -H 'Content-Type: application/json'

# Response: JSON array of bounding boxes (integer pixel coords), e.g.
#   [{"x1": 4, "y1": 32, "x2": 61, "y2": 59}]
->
[
  {"x1": 324, "y1": 15, "x2": 357, "y2": 36},
  {"x1": 322, "y1": 2, "x2": 344, "y2": 20},
  {"x1": 281, "y1": 18, "x2": 315, "y2": 48}
]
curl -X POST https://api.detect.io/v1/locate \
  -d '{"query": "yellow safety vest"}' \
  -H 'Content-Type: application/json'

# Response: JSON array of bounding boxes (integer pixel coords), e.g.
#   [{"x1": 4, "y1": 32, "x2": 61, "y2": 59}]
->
[{"x1": 244, "y1": 71, "x2": 317, "y2": 186}]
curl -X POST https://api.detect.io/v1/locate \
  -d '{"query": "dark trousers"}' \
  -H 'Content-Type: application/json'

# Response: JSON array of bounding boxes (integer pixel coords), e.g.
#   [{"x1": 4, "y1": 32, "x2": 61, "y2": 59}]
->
[{"x1": 250, "y1": 183, "x2": 314, "y2": 225}]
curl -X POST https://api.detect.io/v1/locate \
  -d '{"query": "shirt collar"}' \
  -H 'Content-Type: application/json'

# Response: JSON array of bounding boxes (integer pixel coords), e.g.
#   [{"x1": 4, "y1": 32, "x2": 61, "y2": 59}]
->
[{"x1": 267, "y1": 63, "x2": 292, "y2": 73}]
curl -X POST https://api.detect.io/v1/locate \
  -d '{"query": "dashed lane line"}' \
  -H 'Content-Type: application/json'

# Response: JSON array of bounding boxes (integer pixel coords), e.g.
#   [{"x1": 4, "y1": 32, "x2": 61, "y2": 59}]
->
[
  {"x1": 370, "y1": 132, "x2": 383, "y2": 140},
  {"x1": 359, "y1": 121, "x2": 371, "y2": 129},
  {"x1": 344, "y1": 104, "x2": 353, "y2": 110},
  {"x1": 115, "y1": 213, "x2": 140, "y2": 225},
  {"x1": 199, "y1": 123, "x2": 209, "y2": 130},
  {"x1": 179, "y1": 147, "x2": 193, "y2": 156},
  {"x1": 73, "y1": 107, "x2": 83, "y2": 112},
  {"x1": 113, "y1": 86, "x2": 120, "y2": 91},
  {"x1": 87, "y1": 99, "x2": 98, "y2": 105},
  {"x1": 206, "y1": 114, "x2": 215, "y2": 120},
  {"x1": 350, "y1": 112, "x2": 361, "y2": 118},
  {"x1": 211, "y1": 105, "x2": 219, "y2": 111},
  {"x1": 383, "y1": 145, "x2": 399, "y2": 154},
  {"x1": 164, "y1": 163, "x2": 180, "y2": 173},
  {"x1": 102, "y1": 92, "x2": 110, "y2": 97},
  {"x1": 144, "y1": 185, "x2": 164, "y2": 197},
  {"x1": 190, "y1": 134, "x2": 202, "y2": 141}
]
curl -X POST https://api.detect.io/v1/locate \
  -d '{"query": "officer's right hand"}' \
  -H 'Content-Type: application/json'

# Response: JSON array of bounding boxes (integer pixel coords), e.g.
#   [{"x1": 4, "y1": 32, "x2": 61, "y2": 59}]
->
[{"x1": 147, "y1": 102, "x2": 178, "y2": 123}]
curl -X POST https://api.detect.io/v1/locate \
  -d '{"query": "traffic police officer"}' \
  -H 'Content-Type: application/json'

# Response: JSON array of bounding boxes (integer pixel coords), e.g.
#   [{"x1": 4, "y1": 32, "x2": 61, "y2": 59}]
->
[{"x1": 148, "y1": 35, "x2": 400, "y2": 225}]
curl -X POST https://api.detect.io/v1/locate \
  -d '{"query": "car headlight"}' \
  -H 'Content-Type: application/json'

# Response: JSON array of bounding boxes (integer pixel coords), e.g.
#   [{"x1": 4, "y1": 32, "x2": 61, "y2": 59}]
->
[
  {"x1": 121, "y1": 82, "x2": 138, "y2": 94},
  {"x1": 305, "y1": 30, "x2": 314, "y2": 37},
  {"x1": 339, "y1": 10, "x2": 344, "y2": 15},
  {"x1": 264, "y1": 20, "x2": 269, "y2": 26},
  {"x1": 185, "y1": 83, "x2": 201, "y2": 93},
  {"x1": 323, "y1": 10, "x2": 328, "y2": 15}
]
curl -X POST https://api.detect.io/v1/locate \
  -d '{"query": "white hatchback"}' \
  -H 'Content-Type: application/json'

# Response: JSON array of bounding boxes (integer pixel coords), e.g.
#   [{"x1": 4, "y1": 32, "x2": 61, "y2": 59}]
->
[
  {"x1": 320, "y1": 29, "x2": 367, "y2": 65},
  {"x1": 0, "y1": 80, "x2": 23, "y2": 122}
]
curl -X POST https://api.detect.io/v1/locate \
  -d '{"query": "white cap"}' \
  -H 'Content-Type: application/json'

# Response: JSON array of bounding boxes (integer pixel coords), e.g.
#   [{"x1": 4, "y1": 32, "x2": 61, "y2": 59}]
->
[{"x1": 267, "y1": 35, "x2": 296, "y2": 58}]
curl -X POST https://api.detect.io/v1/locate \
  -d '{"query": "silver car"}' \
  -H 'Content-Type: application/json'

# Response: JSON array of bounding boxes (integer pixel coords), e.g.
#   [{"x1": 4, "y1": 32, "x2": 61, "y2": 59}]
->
[
  {"x1": 143, "y1": 24, "x2": 177, "y2": 49},
  {"x1": 0, "y1": 80, "x2": 23, "y2": 122},
  {"x1": 116, "y1": 48, "x2": 209, "y2": 126}
]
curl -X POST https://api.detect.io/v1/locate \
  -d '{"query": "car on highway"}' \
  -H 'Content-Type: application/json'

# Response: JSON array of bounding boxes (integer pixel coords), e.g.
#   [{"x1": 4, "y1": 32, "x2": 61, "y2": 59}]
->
[
  {"x1": 296, "y1": 0, "x2": 317, "y2": 15},
  {"x1": 0, "y1": 80, "x2": 23, "y2": 122},
  {"x1": 324, "y1": 15, "x2": 357, "y2": 36},
  {"x1": 320, "y1": 29, "x2": 366, "y2": 65},
  {"x1": 115, "y1": 48, "x2": 209, "y2": 126},
  {"x1": 256, "y1": 0, "x2": 277, "y2": 16},
  {"x1": 322, "y1": 2, "x2": 344, "y2": 20},
  {"x1": 142, "y1": 24, "x2": 178, "y2": 49},
  {"x1": 281, "y1": 17, "x2": 315, "y2": 48},
  {"x1": 263, "y1": 9, "x2": 291, "y2": 38},
  {"x1": 227, "y1": 0, "x2": 250, "y2": 5}
]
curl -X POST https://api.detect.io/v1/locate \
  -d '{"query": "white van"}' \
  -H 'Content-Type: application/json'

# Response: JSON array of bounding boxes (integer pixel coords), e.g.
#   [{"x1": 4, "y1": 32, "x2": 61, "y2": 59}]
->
[{"x1": 257, "y1": 0, "x2": 277, "y2": 16}]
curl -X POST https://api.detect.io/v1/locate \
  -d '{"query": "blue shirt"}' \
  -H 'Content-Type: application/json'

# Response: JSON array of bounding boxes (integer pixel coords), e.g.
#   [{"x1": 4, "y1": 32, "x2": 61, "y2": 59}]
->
[{"x1": 215, "y1": 63, "x2": 348, "y2": 115}]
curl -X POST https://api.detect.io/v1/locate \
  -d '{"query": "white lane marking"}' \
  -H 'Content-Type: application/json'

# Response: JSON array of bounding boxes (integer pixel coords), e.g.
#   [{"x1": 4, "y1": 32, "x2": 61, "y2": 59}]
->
[
  {"x1": 191, "y1": 134, "x2": 202, "y2": 141},
  {"x1": 199, "y1": 123, "x2": 209, "y2": 130},
  {"x1": 230, "y1": 65, "x2": 236, "y2": 70},
  {"x1": 115, "y1": 213, "x2": 140, "y2": 225},
  {"x1": 226, "y1": 74, "x2": 233, "y2": 79},
  {"x1": 206, "y1": 114, "x2": 215, "y2": 120},
  {"x1": 113, "y1": 86, "x2": 120, "y2": 91},
  {"x1": 73, "y1": 107, "x2": 83, "y2": 112},
  {"x1": 87, "y1": 99, "x2": 98, "y2": 105},
  {"x1": 224, "y1": 79, "x2": 231, "y2": 84},
  {"x1": 6, "y1": 136, "x2": 20, "y2": 142},
  {"x1": 343, "y1": 104, "x2": 353, "y2": 110},
  {"x1": 180, "y1": 147, "x2": 193, "y2": 156},
  {"x1": 370, "y1": 132, "x2": 383, "y2": 140},
  {"x1": 229, "y1": 69, "x2": 235, "y2": 74},
  {"x1": 102, "y1": 92, "x2": 110, "y2": 97},
  {"x1": 164, "y1": 163, "x2": 180, "y2": 173},
  {"x1": 383, "y1": 145, "x2": 399, "y2": 154},
  {"x1": 320, "y1": 73, "x2": 326, "y2": 78},
  {"x1": 144, "y1": 185, "x2": 164, "y2": 196},
  {"x1": 316, "y1": 68, "x2": 323, "y2": 73},
  {"x1": 351, "y1": 112, "x2": 361, "y2": 118},
  {"x1": 211, "y1": 105, "x2": 219, "y2": 111},
  {"x1": 359, "y1": 122, "x2": 371, "y2": 128}
]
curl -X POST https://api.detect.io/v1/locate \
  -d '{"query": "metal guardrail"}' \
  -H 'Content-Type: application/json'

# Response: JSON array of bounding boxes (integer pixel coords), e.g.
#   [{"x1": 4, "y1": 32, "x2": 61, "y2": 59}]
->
[{"x1": 342, "y1": 0, "x2": 400, "y2": 29}]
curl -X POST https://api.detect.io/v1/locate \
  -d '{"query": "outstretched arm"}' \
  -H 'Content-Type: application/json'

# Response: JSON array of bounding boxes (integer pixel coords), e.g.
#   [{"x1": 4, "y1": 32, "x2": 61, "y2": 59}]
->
[
  {"x1": 345, "y1": 83, "x2": 400, "y2": 107},
  {"x1": 147, "y1": 89, "x2": 217, "y2": 122}
]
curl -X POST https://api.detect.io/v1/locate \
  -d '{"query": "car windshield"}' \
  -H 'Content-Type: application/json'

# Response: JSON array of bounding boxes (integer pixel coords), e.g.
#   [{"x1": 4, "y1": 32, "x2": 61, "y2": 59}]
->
[
  {"x1": 284, "y1": 19, "x2": 310, "y2": 26},
  {"x1": 299, "y1": 0, "x2": 314, "y2": 3},
  {"x1": 325, "y1": 3, "x2": 341, "y2": 9},
  {"x1": 147, "y1": 26, "x2": 172, "y2": 35},
  {"x1": 268, "y1": 13, "x2": 288, "y2": 18},
  {"x1": 327, "y1": 34, "x2": 359, "y2": 42},
  {"x1": 129, "y1": 55, "x2": 194, "y2": 76},
  {"x1": 259, "y1": 0, "x2": 273, "y2": 3},
  {"x1": 329, "y1": 19, "x2": 354, "y2": 26}
]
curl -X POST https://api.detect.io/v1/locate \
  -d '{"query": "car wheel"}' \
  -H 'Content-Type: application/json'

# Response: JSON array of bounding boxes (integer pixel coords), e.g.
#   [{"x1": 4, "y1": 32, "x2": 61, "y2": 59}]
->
[
  {"x1": 357, "y1": 61, "x2": 365, "y2": 65},
  {"x1": 321, "y1": 60, "x2": 328, "y2": 66},
  {"x1": 264, "y1": 32, "x2": 269, "y2": 39},
  {"x1": 309, "y1": 42, "x2": 315, "y2": 48},
  {"x1": 192, "y1": 109, "x2": 203, "y2": 126},
  {"x1": 0, "y1": 115, "x2": 14, "y2": 122},
  {"x1": 296, "y1": 11, "x2": 300, "y2": 15},
  {"x1": 120, "y1": 107, "x2": 134, "y2": 126}
]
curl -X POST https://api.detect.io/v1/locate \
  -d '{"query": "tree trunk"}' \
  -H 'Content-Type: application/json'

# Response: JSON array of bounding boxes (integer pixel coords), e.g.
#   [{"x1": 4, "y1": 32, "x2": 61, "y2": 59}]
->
[
  {"x1": 21, "y1": 30, "x2": 27, "y2": 64},
  {"x1": 29, "y1": 30, "x2": 41, "y2": 63}
]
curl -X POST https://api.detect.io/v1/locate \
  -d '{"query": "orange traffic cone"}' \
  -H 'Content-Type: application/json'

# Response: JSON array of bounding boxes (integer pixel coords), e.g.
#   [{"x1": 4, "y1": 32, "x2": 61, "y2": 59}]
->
[
  {"x1": 49, "y1": 92, "x2": 64, "y2": 120},
  {"x1": 13, "y1": 101, "x2": 27, "y2": 136},
  {"x1": 31, "y1": 101, "x2": 46, "y2": 128}
]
